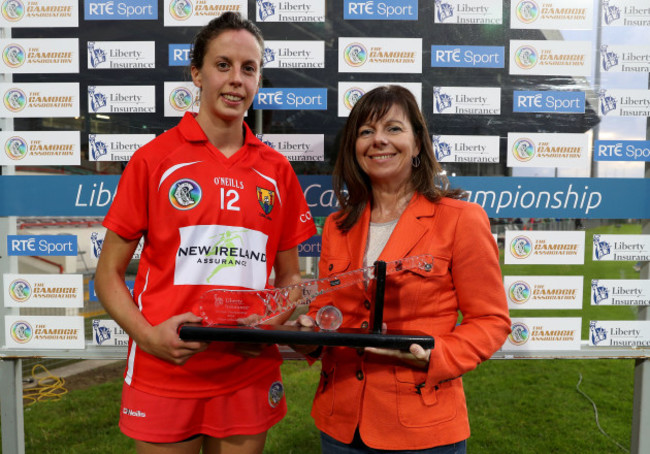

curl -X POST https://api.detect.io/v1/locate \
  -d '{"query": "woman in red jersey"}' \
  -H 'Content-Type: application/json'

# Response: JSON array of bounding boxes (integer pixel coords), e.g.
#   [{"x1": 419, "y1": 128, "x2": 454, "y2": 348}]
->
[{"x1": 95, "y1": 12, "x2": 316, "y2": 454}]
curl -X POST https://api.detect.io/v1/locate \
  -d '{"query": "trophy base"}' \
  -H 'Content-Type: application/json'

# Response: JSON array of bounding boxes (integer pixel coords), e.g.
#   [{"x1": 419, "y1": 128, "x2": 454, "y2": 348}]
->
[{"x1": 179, "y1": 324, "x2": 435, "y2": 350}]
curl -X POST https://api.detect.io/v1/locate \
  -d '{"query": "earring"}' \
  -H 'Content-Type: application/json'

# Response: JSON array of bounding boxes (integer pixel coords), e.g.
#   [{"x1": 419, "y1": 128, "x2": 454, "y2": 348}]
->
[{"x1": 412, "y1": 155, "x2": 421, "y2": 168}]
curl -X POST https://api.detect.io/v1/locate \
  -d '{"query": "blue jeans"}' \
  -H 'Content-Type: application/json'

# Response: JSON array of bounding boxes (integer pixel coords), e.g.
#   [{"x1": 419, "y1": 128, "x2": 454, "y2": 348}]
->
[{"x1": 320, "y1": 431, "x2": 467, "y2": 454}]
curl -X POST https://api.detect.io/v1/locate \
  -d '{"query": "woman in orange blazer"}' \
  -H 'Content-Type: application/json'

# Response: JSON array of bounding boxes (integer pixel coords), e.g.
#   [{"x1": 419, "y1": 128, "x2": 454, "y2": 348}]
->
[{"x1": 294, "y1": 85, "x2": 511, "y2": 453}]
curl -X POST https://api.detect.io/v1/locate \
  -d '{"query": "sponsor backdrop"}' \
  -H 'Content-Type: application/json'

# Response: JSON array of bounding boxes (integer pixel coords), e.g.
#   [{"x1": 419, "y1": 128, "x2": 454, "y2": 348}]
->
[{"x1": 0, "y1": 1, "x2": 649, "y2": 354}]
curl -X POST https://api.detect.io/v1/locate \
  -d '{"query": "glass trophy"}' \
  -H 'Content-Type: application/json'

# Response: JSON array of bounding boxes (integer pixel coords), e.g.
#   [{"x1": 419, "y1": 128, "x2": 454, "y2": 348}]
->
[{"x1": 179, "y1": 254, "x2": 435, "y2": 350}]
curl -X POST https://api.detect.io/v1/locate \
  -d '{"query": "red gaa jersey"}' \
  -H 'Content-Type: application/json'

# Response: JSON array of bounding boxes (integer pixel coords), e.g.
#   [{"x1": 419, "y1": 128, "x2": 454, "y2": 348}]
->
[{"x1": 103, "y1": 112, "x2": 316, "y2": 398}]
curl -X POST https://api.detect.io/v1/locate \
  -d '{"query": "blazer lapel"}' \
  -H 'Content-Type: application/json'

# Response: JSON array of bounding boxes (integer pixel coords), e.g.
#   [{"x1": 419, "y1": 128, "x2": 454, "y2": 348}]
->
[
  {"x1": 379, "y1": 193, "x2": 436, "y2": 261},
  {"x1": 345, "y1": 202, "x2": 372, "y2": 271}
]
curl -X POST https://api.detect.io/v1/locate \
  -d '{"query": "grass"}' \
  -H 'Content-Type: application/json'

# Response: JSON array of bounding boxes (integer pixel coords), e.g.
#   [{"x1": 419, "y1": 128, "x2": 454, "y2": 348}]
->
[{"x1": 2, "y1": 223, "x2": 643, "y2": 453}]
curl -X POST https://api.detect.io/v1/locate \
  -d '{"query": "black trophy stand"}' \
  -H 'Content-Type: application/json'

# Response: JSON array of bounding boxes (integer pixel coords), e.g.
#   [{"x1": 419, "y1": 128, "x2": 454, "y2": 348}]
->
[{"x1": 179, "y1": 260, "x2": 435, "y2": 350}]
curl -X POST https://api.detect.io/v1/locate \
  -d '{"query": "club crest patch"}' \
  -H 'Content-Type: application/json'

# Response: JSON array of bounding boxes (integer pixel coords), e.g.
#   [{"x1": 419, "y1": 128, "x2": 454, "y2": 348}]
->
[
  {"x1": 268, "y1": 381, "x2": 284, "y2": 408},
  {"x1": 257, "y1": 187, "x2": 275, "y2": 215}
]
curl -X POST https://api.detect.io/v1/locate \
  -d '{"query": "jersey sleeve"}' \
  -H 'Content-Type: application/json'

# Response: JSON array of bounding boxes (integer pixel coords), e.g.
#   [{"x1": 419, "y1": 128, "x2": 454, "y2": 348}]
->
[
  {"x1": 102, "y1": 153, "x2": 150, "y2": 240},
  {"x1": 276, "y1": 163, "x2": 317, "y2": 251}
]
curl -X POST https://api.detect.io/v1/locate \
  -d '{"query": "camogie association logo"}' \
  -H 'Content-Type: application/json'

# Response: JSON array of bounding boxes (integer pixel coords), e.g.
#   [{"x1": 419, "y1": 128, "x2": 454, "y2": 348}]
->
[
  {"x1": 344, "y1": 43, "x2": 367, "y2": 67},
  {"x1": 591, "y1": 280, "x2": 609, "y2": 305},
  {"x1": 510, "y1": 235, "x2": 533, "y2": 259},
  {"x1": 344, "y1": 87, "x2": 364, "y2": 111},
  {"x1": 516, "y1": 0, "x2": 539, "y2": 23},
  {"x1": 514, "y1": 45, "x2": 538, "y2": 70},
  {"x1": 509, "y1": 281, "x2": 531, "y2": 304},
  {"x1": 10, "y1": 320, "x2": 32, "y2": 344},
  {"x1": 268, "y1": 381, "x2": 284, "y2": 408},
  {"x1": 3, "y1": 43, "x2": 25, "y2": 68},
  {"x1": 169, "y1": 87, "x2": 195, "y2": 112},
  {"x1": 508, "y1": 322, "x2": 529, "y2": 346},
  {"x1": 169, "y1": 178, "x2": 202, "y2": 210},
  {"x1": 169, "y1": 0, "x2": 192, "y2": 20},
  {"x1": 4, "y1": 88, "x2": 26, "y2": 112},
  {"x1": 5, "y1": 135, "x2": 27, "y2": 160},
  {"x1": 1, "y1": 0, "x2": 24, "y2": 22},
  {"x1": 512, "y1": 138, "x2": 535, "y2": 162},
  {"x1": 9, "y1": 278, "x2": 31, "y2": 302}
]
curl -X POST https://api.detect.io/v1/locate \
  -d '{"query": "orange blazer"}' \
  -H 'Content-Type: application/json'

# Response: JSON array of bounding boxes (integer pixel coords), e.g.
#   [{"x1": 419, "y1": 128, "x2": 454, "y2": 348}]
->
[{"x1": 306, "y1": 194, "x2": 511, "y2": 450}]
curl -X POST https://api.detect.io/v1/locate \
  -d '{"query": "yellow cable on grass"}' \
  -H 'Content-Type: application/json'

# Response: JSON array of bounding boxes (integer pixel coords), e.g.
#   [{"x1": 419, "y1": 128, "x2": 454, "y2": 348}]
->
[{"x1": 23, "y1": 364, "x2": 68, "y2": 406}]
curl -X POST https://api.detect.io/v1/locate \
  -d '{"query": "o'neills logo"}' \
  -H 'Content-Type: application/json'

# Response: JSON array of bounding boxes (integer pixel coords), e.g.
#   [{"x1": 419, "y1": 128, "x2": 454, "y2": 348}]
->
[
  {"x1": 2, "y1": 0, "x2": 24, "y2": 21},
  {"x1": 123, "y1": 407, "x2": 147, "y2": 417},
  {"x1": 533, "y1": 239, "x2": 579, "y2": 256},
  {"x1": 5, "y1": 136, "x2": 27, "y2": 159}
]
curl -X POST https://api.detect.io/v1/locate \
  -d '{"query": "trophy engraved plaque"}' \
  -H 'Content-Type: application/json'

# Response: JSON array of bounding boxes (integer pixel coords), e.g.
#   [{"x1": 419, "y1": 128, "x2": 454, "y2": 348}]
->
[{"x1": 179, "y1": 254, "x2": 435, "y2": 350}]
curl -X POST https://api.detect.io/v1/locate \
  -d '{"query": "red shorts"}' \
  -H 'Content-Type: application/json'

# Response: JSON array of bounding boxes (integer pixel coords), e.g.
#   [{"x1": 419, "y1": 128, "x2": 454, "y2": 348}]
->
[{"x1": 118, "y1": 368, "x2": 287, "y2": 443}]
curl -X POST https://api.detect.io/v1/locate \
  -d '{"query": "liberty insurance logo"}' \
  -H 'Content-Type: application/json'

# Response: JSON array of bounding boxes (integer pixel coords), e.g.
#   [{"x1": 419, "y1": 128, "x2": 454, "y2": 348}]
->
[
  {"x1": 589, "y1": 321, "x2": 607, "y2": 345},
  {"x1": 510, "y1": 235, "x2": 533, "y2": 259},
  {"x1": 344, "y1": 43, "x2": 367, "y2": 67},
  {"x1": 3, "y1": 43, "x2": 25, "y2": 68},
  {"x1": 591, "y1": 280, "x2": 609, "y2": 305},
  {"x1": 516, "y1": 0, "x2": 539, "y2": 23},
  {"x1": 257, "y1": 0, "x2": 275, "y2": 21},
  {"x1": 169, "y1": 0, "x2": 192, "y2": 20},
  {"x1": 509, "y1": 281, "x2": 531, "y2": 304},
  {"x1": 434, "y1": 0, "x2": 453, "y2": 22},
  {"x1": 514, "y1": 45, "x2": 538, "y2": 70},
  {"x1": 5, "y1": 135, "x2": 27, "y2": 159},
  {"x1": 433, "y1": 87, "x2": 452, "y2": 113},
  {"x1": 1, "y1": 0, "x2": 24, "y2": 22},
  {"x1": 508, "y1": 322, "x2": 529, "y2": 346},
  {"x1": 512, "y1": 138, "x2": 535, "y2": 162}
]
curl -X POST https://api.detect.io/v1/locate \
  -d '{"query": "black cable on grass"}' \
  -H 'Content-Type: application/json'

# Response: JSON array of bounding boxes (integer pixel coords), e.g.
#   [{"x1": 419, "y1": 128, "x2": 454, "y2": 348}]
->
[{"x1": 576, "y1": 373, "x2": 629, "y2": 453}]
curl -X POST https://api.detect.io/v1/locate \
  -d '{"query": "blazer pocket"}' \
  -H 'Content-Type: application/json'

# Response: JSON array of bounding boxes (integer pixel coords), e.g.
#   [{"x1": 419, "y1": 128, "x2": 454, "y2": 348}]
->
[
  {"x1": 394, "y1": 367, "x2": 457, "y2": 428},
  {"x1": 322, "y1": 257, "x2": 351, "y2": 277},
  {"x1": 405, "y1": 256, "x2": 450, "y2": 279},
  {"x1": 313, "y1": 365, "x2": 335, "y2": 416}
]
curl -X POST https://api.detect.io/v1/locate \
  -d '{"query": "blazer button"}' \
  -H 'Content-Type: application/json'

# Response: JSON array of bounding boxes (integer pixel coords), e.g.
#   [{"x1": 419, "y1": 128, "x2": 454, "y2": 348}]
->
[
  {"x1": 356, "y1": 370, "x2": 364, "y2": 381},
  {"x1": 361, "y1": 321, "x2": 368, "y2": 329},
  {"x1": 363, "y1": 300, "x2": 371, "y2": 309},
  {"x1": 328, "y1": 264, "x2": 333, "y2": 271}
]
